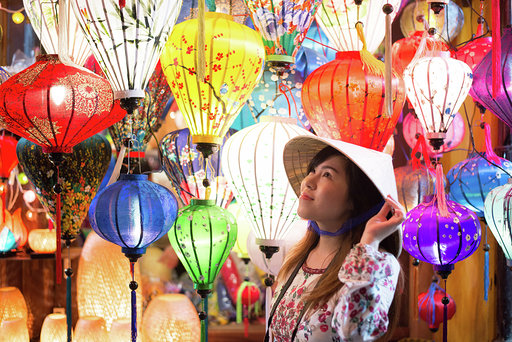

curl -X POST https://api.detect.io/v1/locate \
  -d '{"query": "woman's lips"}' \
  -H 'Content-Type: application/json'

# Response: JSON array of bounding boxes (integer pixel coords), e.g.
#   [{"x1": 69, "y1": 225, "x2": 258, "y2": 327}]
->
[{"x1": 300, "y1": 193, "x2": 313, "y2": 200}]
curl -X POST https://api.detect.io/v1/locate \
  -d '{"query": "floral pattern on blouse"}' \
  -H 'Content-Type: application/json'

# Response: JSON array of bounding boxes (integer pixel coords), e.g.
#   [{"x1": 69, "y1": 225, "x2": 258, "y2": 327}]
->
[{"x1": 270, "y1": 243, "x2": 400, "y2": 342}]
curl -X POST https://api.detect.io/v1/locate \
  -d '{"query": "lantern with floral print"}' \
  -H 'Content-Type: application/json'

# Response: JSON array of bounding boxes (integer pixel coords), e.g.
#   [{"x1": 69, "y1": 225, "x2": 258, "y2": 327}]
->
[
  {"x1": 484, "y1": 179, "x2": 512, "y2": 264},
  {"x1": 446, "y1": 126, "x2": 512, "y2": 218},
  {"x1": 160, "y1": 12, "x2": 265, "y2": 159},
  {"x1": 392, "y1": 30, "x2": 450, "y2": 76},
  {"x1": 160, "y1": 128, "x2": 235, "y2": 208},
  {"x1": 71, "y1": 0, "x2": 182, "y2": 113},
  {"x1": 471, "y1": 28, "x2": 512, "y2": 129},
  {"x1": 243, "y1": 0, "x2": 321, "y2": 68},
  {"x1": 315, "y1": 0, "x2": 402, "y2": 53},
  {"x1": 23, "y1": 0, "x2": 91, "y2": 66},
  {"x1": 0, "y1": 54, "x2": 125, "y2": 154},
  {"x1": 302, "y1": 51, "x2": 406, "y2": 151},
  {"x1": 402, "y1": 112, "x2": 465, "y2": 159},
  {"x1": 403, "y1": 51, "x2": 472, "y2": 150}
]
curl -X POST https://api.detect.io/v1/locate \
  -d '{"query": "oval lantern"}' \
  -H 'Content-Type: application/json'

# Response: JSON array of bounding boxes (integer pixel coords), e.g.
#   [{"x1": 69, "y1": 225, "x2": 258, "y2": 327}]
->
[
  {"x1": 160, "y1": 12, "x2": 265, "y2": 158},
  {"x1": 160, "y1": 128, "x2": 235, "y2": 208},
  {"x1": 316, "y1": 0, "x2": 402, "y2": 53},
  {"x1": 400, "y1": 0, "x2": 464, "y2": 42},
  {"x1": 28, "y1": 229, "x2": 56, "y2": 254},
  {"x1": 302, "y1": 51, "x2": 405, "y2": 151},
  {"x1": 168, "y1": 199, "x2": 237, "y2": 296},
  {"x1": 71, "y1": 0, "x2": 182, "y2": 112},
  {"x1": 403, "y1": 51, "x2": 472, "y2": 150},
  {"x1": 484, "y1": 180, "x2": 512, "y2": 263},
  {"x1": 243, "y1": 0, "x2": 321, "y2": 67},
  {"x1": 471, "y1": 28, "x2": 512, "y2": 129},
  {"x1": 0, "y1": 54, "x2": 125, "y2": 154},
  {"x1": 402, "y1": 112, "x2": 465, "y2": 159},
  {"x1": 418, "y1": 280, "x2": 456, "y2": 331},
  {"x1": 395, "y1": 162, "x2": 435, "y2": 213},
  {"x1": 455, "y1": 37, "x2": 492, "y2": 71}
]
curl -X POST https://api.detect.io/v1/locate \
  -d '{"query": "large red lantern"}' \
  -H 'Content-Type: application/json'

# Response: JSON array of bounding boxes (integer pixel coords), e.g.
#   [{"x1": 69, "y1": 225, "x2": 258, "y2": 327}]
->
[
  {"x1": 0, "y1": 134, "x2": 18, "y2": 180},
  {"x1": 301, "y1": 51, "x2": 406, "y2": 151},
  {"x1": 0, "y1": 54, "x2": 126, "y2": 154}
]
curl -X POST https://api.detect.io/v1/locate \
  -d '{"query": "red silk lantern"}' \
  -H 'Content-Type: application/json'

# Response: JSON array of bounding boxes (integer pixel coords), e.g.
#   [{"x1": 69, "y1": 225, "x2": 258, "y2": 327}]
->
[
  {"x1": 0, "y1": 134, "x2": 17, "y2": 180},
  {"x1": 392, "y1": 31, "x2": 450, "y2": 76},
  {"x1": 241, "y1": 284, "x2": 260, "y2": 306},
  {"x1": 402, "y1": 112, "x2": 465, "y2": 158},
  {"x1": 301, "y1": 51, "x2": 406, "y2": 151},
  {"x1": 455, "y1": 36, "x2": 492, "y2": 71},
  {"x1": 418, "y1": 282, "x2": 456, "y2": 331},
  {"x1": 0, "y1": 54, "x2": 126, "y2": 154}
]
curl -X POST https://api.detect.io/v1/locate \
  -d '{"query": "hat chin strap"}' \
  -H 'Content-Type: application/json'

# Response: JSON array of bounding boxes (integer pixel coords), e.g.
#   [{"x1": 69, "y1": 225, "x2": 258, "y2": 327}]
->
[{"x1": 308, "y1": 200, "x2": 384, "y2": 237}]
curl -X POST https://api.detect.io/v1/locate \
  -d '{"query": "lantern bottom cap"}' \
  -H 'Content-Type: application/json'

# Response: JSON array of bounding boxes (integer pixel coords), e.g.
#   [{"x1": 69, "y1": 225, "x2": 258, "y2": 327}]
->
[{"x1": 122, "y1": 247, "x2": 146, "y2": 261}]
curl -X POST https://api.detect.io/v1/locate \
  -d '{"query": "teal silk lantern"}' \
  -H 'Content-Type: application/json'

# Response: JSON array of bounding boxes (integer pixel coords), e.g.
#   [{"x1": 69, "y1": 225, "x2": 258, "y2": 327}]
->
[{"x1": 484, "y1": 180, "x2": 512, "y2": 263}]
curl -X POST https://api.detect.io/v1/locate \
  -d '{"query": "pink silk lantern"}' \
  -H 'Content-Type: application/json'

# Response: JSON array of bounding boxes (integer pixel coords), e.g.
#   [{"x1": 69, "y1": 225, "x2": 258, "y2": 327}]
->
[{"x1": 403, "y1": 112, "x2": 465, "y2": 158}]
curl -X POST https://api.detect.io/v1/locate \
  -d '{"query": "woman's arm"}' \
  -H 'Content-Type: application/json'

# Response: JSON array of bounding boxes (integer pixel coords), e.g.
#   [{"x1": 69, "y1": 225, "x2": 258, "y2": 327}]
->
[{"x1": 332, "y1": 243, "x2": 400, "y2": 341}]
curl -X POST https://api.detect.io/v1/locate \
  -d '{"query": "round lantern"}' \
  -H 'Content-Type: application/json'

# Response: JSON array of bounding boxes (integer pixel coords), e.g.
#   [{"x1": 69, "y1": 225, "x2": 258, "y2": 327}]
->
[
  {"x1": 315, "y1": 0, "x2": 402, "y2": 53},
  {"x1": 402, "y1": 193, "x2": 481, "y2": 277},
  {"x1": 160, "y1": 12, "x2": 265, "y2": 158},
  {"x1": 0, "y1": 287, "x2": 27, "y2": 324},
  {"x1": 160, "y1": 128, "x2": 235, "y2": 208},
  {"x1": 74, "y1": 316, "x2": 108, "y2": 342},
  {"x1": 0, "y1": 227, "x2": 16, "y2": 253},
  {"x1": 243, "y1": 0, "x2": 321, "y2": 67},
  {"x1": 141, "y1": 294, "x2": 200, "y2": 342},
  {"x1": 71, "y1": 0, "x2": 182, "y2": 112},
  {"x1": 471, "y1": 28, "x2": 512, "y2": 129},
  {"x1": 77, "y1": 232, "x2": 142, "y2": 331},
  {"x1": 403, "y1": 51, "x2": 472, "y2": 150},
  {"x1": 89, "y1": 174, "x2": 178, "y2": 260},
  {"x1": 221, "y1": 116, "x2": 312, "y2": 251},
  {"x1": 403, "y1": 112, "x2": 465, "y2": 159},
  {"x1": 227, "y1": 202, "x2": 252, "y2": 259},
  {"x1": 23, "y1": 0, "x2": 91, "y2": 66},
  {"x1": 392, "y1": 30, "x2": 450, "y2": 76},
  {"x1": 447, "y1": 153, "x2": 512, "y2": 218},
  {"x1": 85, "y1": 57, "x2": 172, "y2": 154},
  {"x1": 28, "y1": 229, "x2": 56, "y2": 254},
  {"x1": 0, "y1": 54, "x2": 125, "y2": 154},
  {"x1": 418, "y1": 280, "x2": 456, "y2": 331},
  {"x1": 395, "y1": 162, "x2": 435, "y2": 213},
  {"x1": 0, "y1": 134, "x2": 18, "y2": 180},
  {"x1": 302, "y1": 51, "x2": 405, "y2": 151},
  {"x1": 0, "y1": 318, "x2": 29, "y2": 342},
  {"x1": 40, "y1": 313, "x2": 67, "y2": 342},
  {"x1": 485, "y1": 180, "x2": 512, "y2": 262},
  {"x1": 168, "y1": 199, "x2": 237, "y2": 295},
  {"x1": 400, "y1": 0, "x2": 464, "y2": 42}
]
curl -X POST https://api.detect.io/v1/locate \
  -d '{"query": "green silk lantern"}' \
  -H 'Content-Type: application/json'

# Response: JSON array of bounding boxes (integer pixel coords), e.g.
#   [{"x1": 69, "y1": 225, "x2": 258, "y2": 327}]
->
[{"x1": 168, "y1": 199, "x2": 237, "y2": 341}]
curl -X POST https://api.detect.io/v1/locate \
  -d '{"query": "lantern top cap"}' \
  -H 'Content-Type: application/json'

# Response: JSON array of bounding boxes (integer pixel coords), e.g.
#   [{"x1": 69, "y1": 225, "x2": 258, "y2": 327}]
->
[
  {"x1": 190, "y1": 199, "x2": 216, "y2": 206},
  {"x1": 283, "y1": 135, "x2": 401, "y2": 256},
  {"x1": 119, "y1": 174, "x2": 148, "y2": 181}
]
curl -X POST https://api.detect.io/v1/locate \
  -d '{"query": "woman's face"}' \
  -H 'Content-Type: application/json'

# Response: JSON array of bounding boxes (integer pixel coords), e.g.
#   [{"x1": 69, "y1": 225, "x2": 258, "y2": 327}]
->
[{"x1": 297, "y1": 155, "x2": 353, "y2": 231}]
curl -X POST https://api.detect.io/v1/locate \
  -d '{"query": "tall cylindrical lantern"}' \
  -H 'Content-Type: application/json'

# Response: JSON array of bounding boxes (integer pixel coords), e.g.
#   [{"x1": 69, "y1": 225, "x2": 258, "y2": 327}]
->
[
  {"x1": 141, "y1": 294, "x2": 200, "y2": 342},
  {"x1": 0, "y1": 317, "x2": 29, "y2": 342}
]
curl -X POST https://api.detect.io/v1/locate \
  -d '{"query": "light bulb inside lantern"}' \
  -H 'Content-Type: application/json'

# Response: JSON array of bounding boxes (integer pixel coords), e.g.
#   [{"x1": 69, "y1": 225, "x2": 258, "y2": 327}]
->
[
  {"x1": 23, "y1": 190, "x2": 36, "y2": 204},
  {"x1": 50, "y1": 85, "x2": 68, "y2": 106},
  {"x1": 25, "y1": 211, "x2": 34, "y2": 221},
  {"x1": 11, "y1": 12, "x2": 24, "y2": 24},
  {"x1": 17, "y1": 173, "x2": 28, "y2": 185}
]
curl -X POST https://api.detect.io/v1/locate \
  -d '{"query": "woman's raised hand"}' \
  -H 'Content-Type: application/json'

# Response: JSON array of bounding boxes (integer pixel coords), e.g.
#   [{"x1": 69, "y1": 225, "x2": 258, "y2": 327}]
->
[{"x1": 359, "y1": 196, "x2": 405, "y2": 250}]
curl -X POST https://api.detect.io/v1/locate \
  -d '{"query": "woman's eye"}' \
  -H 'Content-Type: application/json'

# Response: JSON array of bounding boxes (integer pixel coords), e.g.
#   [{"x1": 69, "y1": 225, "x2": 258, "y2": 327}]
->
[{"x1": 322, "y1": 172, "x2": 331, "y2": 178}]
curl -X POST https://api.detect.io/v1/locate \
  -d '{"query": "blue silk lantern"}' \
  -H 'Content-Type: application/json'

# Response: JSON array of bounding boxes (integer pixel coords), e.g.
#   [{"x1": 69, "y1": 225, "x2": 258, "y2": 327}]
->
[
  {"x1": 89, "y1": 174, "x2": 178, "y2": 342},
  {"x1": 446, "y1": 124, "x2": 512, "y2": 217}
]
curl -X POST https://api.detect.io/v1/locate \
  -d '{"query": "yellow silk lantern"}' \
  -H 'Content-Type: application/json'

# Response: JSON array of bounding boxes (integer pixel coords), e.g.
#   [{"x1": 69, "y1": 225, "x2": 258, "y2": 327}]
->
[
  {"x1": 141, "y1": 294, "x2": 200, "y2": 342},
  {"x1": 40, "y1": 313, "x2": 67, "y2": 342},
  {"x1": 74, "y1": 316, "x2": 108, "y2": 342},
  {"x1": 28, "y1": 229, "x2": 57, "y2": 254},
  {"x1": 0, "y1": 287, "x2": 27, "y2": 324},
  {"x1": 0, "y1": 318, "x2": 28, "y2": 342},
  {"x1": 160, "y1": 12, "x2": 265, "y2": 158}
]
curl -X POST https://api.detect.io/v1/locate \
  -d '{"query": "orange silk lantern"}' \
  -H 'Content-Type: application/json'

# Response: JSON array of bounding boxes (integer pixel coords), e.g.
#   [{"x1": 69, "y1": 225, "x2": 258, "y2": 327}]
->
[
  {"x1": 301, "y1": 51, "x2": 406, "y2": 151},
  {"x1": 9, "y1": 209, "x2": 27, "y2": 248},
  {"x1": 0, "y1": 134, "x2": 17, "y2": 180}
]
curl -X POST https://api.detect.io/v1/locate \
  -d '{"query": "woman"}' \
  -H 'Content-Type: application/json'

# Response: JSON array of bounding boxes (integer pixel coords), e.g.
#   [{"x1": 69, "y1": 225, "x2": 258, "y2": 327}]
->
[{"x1": 267, "y1": 136, "x2": 405, "y2": 341}]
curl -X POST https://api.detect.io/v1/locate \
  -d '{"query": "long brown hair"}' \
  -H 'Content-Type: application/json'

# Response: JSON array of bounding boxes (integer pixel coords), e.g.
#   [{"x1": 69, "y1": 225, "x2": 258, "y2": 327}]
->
[{"x1": 277, "y1": 146, "x2": 403, "y2": 340}]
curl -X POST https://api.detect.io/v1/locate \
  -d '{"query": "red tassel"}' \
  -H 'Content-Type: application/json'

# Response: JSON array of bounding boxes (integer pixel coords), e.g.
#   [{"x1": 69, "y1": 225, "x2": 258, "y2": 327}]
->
[
  {"x1": 56, "y1": 191, "x2": 62, "y2": 285},
  {"x1": 119, "y1": 0, "x2": 126, "y2": 8},
  {"x1": 244, "y1": 316, "x2": 249, "y2": 338},
  {"x1": 492, "y1": 0, "x2": 501, "y2": 97},
  {"x1": 411, "y1": 134, "x2": 434, "y2": 171},
  {"x1": 484, "y1": 123, "x2": 502, "y2": 165}
]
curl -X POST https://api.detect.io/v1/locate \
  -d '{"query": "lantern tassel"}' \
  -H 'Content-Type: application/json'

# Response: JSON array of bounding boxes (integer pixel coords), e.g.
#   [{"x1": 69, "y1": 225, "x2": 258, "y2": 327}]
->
[
  {"x1": 265, "y1": 286, "x2": 272, "y2": 337},
  {"x1": 200, "y1": 296, "x2": 209, "y2": 342},
  {"x1": 491, "y1": 0, "x2": 501, "y2": 97},
  {"x1": 65, "y1": 265, "x2": 72, "y2": 342},
  {"x1": 236, "y1": 282, "x2": 248, "y2": 324},
  {"x1": 435, "y1": 163, "x2": 449, "y2": 217},
  {"x1": 412, "y1": 260, "x2": 419, "y2": 320},
  {"x1": 130, "y1": 262, "x2": 137, "y2": 342},
  {"x1": 107, "y1": 145, "x2": 126, "y2": 187},
  {"x1": 443, "y1": 280, "x2": 448, "y2": 342},
  {"x1": 484, "y1": 244, "x2": 489, "y2": 301},
  {"x1": 205, "y1": 0, "x2": 216, "y2": 12},
  {"x1": 411, "y1": 134, "x2": 434, "y2": 172},
  {"x1": 356, "y1": 22, "x2": 385, "y2": 77},
  {"x1": 56, "y1": 176, "x2": 62, "y2": 285},
  {"x1": 383, "y1": 3, "x2": 393, "y2": 118},
  {"x1": 197, "y1": 0, "x2": 206, "y2": 82},
  {"x1": 484, "y1": 123, "x2": 502, "y2": 166}
]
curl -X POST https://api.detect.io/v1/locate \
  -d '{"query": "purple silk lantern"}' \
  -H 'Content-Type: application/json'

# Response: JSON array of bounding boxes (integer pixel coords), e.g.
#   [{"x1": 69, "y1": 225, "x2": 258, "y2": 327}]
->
[
  {"x1": 471, "y1": 28, "x2": 512, "y2": 128},
  {"x1": 402, "y1": 165, "x2": 481, "y2": 279}
]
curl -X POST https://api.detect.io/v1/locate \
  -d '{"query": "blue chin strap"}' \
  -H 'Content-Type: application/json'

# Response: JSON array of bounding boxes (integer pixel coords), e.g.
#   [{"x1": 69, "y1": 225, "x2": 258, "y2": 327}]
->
[{"x1": 308, "y1": 200, "x2": 385, "y2": 237}]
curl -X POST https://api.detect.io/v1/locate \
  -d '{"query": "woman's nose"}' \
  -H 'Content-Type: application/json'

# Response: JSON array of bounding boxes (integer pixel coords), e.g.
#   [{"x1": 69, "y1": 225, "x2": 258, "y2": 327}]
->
[{"x1": 302, "y1": 173, "x2": 316, "y2": 190}]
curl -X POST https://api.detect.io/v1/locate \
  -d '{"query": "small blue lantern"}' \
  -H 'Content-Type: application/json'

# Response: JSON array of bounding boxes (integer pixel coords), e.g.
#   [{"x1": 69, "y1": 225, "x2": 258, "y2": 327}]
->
[{"x1": 88, "y1": 173, "x2": 178, "y2": 342}]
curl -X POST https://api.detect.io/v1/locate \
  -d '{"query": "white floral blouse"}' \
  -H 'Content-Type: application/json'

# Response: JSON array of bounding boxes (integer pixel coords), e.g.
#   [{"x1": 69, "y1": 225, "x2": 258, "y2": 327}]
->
[{"x1": 270, "y1": 243, "x2": 400, "y2": 342}]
